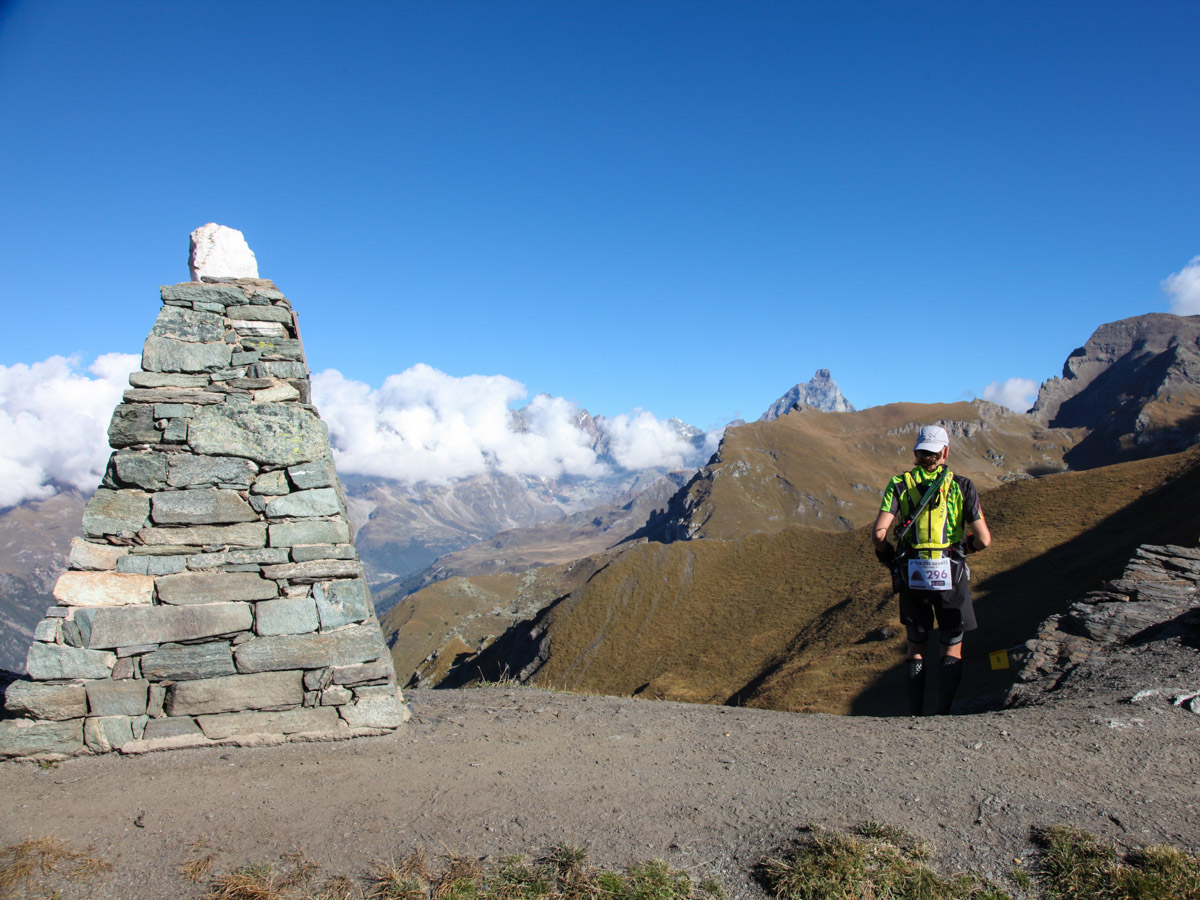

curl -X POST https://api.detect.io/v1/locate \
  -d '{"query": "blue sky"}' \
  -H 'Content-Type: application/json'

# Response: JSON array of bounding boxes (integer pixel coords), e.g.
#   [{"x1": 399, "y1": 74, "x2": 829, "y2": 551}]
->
[{"x1": 2, "y1": 0, "x2": 1198, "y2": 432}]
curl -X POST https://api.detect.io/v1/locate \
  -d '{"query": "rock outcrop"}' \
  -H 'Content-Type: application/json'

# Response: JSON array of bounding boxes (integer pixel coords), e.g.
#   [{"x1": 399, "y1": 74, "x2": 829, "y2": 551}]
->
[
  {"x1": 0, "y1": 276, "x2": 406, "y2": 759},
  {"x1": 1007, "y1": 543, "x2": 1200, "y2": 711},
  {"x1": 760, "y1": 369, "x2": 856, "y2": 420},
  {"x1": 1030, "y1": 313, "x2": 1200, "y2": 467}
]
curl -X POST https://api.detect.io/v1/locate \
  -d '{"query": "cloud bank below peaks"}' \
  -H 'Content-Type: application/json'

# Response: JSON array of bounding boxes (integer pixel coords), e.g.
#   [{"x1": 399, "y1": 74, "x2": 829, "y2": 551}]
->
[
  {"x1": 311, "y1": 365, "x2": 722, "y2": 485},
  {"x1": 0, "y1": 354, "x2": 140, "y2": 509}
]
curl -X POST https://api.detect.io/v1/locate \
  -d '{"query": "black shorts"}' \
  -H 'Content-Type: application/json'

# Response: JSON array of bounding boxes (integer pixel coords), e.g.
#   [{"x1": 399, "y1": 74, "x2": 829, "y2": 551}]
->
[{"x1": 898, "y1": 557, "x2": 976, "y2": 643}]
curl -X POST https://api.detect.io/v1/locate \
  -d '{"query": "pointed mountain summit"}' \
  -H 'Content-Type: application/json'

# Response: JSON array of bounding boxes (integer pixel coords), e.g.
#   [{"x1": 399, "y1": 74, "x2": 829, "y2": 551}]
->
[
  {"x1": 1030, "y1": 313, "x2": 1200, "y2": 468},
  {"x1": 760, "y1": 369, "x2": 856, "y2": 420}
]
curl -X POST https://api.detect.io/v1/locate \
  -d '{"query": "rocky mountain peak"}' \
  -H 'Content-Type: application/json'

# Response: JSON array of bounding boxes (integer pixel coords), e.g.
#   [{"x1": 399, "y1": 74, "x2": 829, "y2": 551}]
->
[
  {"x1": 1030, "y1": 313, "x2": 1200, "y2": 467},
  {"x1": 760, "y1": 369, "x2": 856, "y2": 420}
]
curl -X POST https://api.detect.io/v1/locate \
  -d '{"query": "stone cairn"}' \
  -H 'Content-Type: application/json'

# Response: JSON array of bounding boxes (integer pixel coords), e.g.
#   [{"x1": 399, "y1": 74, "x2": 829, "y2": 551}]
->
[{"x1": 0, "y1": 276, "x2": 407, "y2": 759}]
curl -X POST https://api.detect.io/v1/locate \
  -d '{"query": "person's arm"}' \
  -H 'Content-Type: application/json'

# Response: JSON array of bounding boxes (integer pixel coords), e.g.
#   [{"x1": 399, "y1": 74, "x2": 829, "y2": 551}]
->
[
  {"x1": 969, "y1": 514, "x2": 991, "y2": 550},
  {"x1": 873, "y1": 510, "x2": 895, "y2": 551},
  {"x1": 959, "y1": 476, "x2": 991, "y2": 550}
]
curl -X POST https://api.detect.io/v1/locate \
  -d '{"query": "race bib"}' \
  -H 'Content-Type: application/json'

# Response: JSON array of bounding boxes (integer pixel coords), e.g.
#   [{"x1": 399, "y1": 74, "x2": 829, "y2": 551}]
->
[{"x1": 907, "y1": 557, "x2": 952, "y2": 591}]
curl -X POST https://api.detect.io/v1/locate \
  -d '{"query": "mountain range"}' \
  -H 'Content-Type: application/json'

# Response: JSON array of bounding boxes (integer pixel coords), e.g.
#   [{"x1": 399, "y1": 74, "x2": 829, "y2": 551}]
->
[
  {"x1": 0, "y1": 372, "x2": 850, "y2": 672},
  {"x1": 379, "y1": 312, "x2": 1200, "y2": 709},
  {"x1": 5, "y1": 313, "x2": 1200, "y2": 707}
]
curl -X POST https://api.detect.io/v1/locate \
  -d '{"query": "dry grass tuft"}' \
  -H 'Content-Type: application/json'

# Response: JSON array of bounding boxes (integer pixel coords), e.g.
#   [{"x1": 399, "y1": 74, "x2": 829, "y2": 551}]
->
[
  {"x1": 0, "y1": 836, "x2": 113, "y2": 897},
  {"x1": 181, "y1": 853, "x2": 216, "y2": 883}
]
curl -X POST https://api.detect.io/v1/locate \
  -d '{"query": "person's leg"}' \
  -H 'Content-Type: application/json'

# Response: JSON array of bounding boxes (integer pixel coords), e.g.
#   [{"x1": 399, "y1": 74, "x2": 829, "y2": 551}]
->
[
  {"x1": 905, "y1": 641, "x2": 929, "y2": 715},
  {"x1": 899, "y1": 590, "x2": 935, "y2": 716},
  {"x1": 936, "y1": 633, "x2": 964, "y2": 714},
  {"x1": 934, "y1": 574, "x2": 973, "y2": 714}
]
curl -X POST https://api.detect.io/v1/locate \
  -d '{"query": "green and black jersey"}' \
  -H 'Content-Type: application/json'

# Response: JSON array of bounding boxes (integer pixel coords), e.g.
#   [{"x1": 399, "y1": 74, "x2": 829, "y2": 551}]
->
[{"x1": 879, "y1": 465, "x2": 982, "y2": 553}]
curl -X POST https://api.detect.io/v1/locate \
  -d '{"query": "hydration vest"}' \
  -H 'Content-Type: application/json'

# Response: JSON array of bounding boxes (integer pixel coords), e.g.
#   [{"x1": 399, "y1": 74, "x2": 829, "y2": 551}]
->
[{"x1": 897, "y1": 467, "x2": 955, "y2": 554}]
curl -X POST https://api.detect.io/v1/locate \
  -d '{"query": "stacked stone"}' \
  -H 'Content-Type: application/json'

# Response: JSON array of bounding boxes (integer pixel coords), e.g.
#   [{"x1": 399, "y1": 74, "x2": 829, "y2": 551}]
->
[{"x1": 0, "y1": 279, "x2": 406, "y2": 759}]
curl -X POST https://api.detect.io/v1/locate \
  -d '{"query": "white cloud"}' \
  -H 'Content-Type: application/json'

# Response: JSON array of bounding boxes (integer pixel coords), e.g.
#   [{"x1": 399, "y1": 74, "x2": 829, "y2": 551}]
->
[
  {"x1": 982, "y1": 377, "x2": 1039, "y2": 414},
  {"x1": 311, "y1": 365, "x2": 719, "y2": 485},
  {"x1": 601, "y1": 410, "x2": 701, "y2": 470},
  {"x1": 0, "y1": 355, "x2": 717, "y2": 505},
  {"x1": 0, "y1": 353, "x2": 140, "y2": 508},
  {"x1": 1163, "y1": 254, "x2": 1200, "y2": 315}
]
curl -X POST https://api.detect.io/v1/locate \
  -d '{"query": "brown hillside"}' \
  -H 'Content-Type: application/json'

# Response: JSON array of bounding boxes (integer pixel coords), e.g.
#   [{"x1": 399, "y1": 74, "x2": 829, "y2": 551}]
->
[
  {"x1": 462, "y1": 446, "x2": 1200, "y2": 715},
  {"x1": 659, "y1": 400, "x2": 1078, "y2": 541},
  {"x1": 381, "y1": 551, "x2": 620, "y2": 686}
]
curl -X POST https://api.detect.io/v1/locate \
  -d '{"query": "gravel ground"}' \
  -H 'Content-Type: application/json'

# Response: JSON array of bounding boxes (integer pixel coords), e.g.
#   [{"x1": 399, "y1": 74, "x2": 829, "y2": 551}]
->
[{"x1": 3, "y1": 640, "x2": 1199, "y2": 899}]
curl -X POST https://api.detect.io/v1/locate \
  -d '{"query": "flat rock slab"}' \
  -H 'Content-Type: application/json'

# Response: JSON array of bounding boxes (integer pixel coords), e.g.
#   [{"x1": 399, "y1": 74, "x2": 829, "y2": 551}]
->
[
  {"x1": 188, "y1": 404, "x2": 329, "y2": 466},
  {"x1": 69, "y1": 538, "x2": 130, "y2": 571},
  {"x1": 149, "y1": 305, "x2": 227, "y2": 342},
  {"x1": 152, "y1": 489, "x2": 258, "y2": 525},
  {"x1": 337, "y1": 689, "x2": 409, "y2": 729},
  {"x1": 142, "y1": 335, "x2": 233, "y2": 373},
  {"x1": 256, "y1": 596, "x2": 320, "y2": 636},
  {"x1": 314, "y1": 579, "x2": 372, "y2": 630},
  {"x1": 3, "y1": 681, "x2": 88, "y2": 720},
  {"x1": 108, "y1": 404, "x2": 162, "y2": 447},
  {"x1": 75, "y1": 602, "x2": 252, "y2": 649},
  {"x1": 165, "y1": 670, "x2": 303, "y2": 716},
  {"x1": 0, "y1": 718, "x2": 83, "y2": 759},
  {"x1": 196, "y1": 705, "x2": 340, "y2": 740},
  {"x1": 141, "y1": 642, "x2": 236, "y2": 680},
  {"x1": 268, "y1": 520, "x2": 351, "y2": 547},
  {"x1": 110, "y1": 451, "x2": 169, "y2": 490},
  {"x1": 156, "y1": 571, "x2": 278, "y2": 605},
  {"x1": 235, "y1": 624, "x2": 387, "y2": 673},
  {"x1": 86, "y1": 680, "x2": 149, "y2": 717},
  {"x1": 260, "y1": 559, "x2": 363, "y2": 583},
  {"x1": 138, "y1": 523, "x2": 267, "y2": 548},
  {"x1": 53, "y1": 571, "x2": 155, "y2": 607},
  {"x1": 265, "y1": 487, "x2": 341, "y2": 518},
  {"x1": 82, "y1": 489, "x2": 151, "y2": 537},
  {"x1": 168, "y1": 454, "x2": 259, "y2": 487},
  {"x1": 26, "y1": 642, "x2": 116, "y2": 680}
]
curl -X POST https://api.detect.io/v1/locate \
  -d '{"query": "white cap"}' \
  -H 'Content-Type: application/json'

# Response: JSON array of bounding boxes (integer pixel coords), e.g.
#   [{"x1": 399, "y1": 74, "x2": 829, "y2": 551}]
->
[{"x1": 913, "y1": 425, "x2": 949, "y2": 453}]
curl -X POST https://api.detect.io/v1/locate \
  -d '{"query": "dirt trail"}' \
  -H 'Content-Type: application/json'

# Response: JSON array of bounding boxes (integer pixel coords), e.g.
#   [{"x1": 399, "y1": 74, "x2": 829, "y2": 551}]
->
[{"x1": 4, "y1": 652, "x2": 1199, "y2": 900}]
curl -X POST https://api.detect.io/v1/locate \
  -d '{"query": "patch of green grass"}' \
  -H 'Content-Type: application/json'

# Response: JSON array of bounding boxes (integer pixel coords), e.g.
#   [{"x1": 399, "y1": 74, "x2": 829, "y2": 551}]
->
[
  {"x1": 758, "y1": 824, "x2": 1011, "y2": 900},
  {"x1": 1032, "y1": 825, "x2": 1200, "y2": 900}
]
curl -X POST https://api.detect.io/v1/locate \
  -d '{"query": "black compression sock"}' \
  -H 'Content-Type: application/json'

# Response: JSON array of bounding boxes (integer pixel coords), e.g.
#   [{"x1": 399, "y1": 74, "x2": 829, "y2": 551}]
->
[
  {"x1": 937, "y1": 657, "x2": 963, "y2": 715},
  {"x1": 906, "y1": 659, "x2": 926, "y2": 716}
]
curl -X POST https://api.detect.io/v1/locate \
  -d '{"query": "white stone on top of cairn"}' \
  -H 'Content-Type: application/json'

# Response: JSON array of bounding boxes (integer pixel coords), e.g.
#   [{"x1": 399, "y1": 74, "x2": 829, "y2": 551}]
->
[{"x1": 188, "y1": 223, "x2": 259, "y2": 282}]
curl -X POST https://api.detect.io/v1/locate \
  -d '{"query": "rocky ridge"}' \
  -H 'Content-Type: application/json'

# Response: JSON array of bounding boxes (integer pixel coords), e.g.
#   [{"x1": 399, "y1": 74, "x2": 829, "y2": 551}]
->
[
  {"x1": 0, "y1": 278, "x2": 406, "y2": 760},
  {"x1": 1008, "y1": 543, "x2": 1200, "y2": 710},
  {"x1": 1030, "y1": 313, "x2": 1200, "y2": 467}
]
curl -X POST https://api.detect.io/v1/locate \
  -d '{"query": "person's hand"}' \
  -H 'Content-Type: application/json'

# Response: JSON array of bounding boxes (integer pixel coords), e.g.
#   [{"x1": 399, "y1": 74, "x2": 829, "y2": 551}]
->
[
  {"x1": 965, "y1": 534, "x2": 982, "y2": 553},
  {"x1": 875, "y1": 542, "x2": 896, "y2": 565}
]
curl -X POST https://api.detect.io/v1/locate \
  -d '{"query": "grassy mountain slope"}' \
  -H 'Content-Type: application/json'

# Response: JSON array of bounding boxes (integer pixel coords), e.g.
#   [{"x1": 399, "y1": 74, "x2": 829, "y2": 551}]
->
[
  {"x1": 446, "y1": 446, "x2": 1200, "y2": 715},
  {"x1": 381, "y1": 551, "x2": 621, "y2": 686},
  {"x1": 653, "y1": 400, "x2": 1078, "y2": 541}
]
